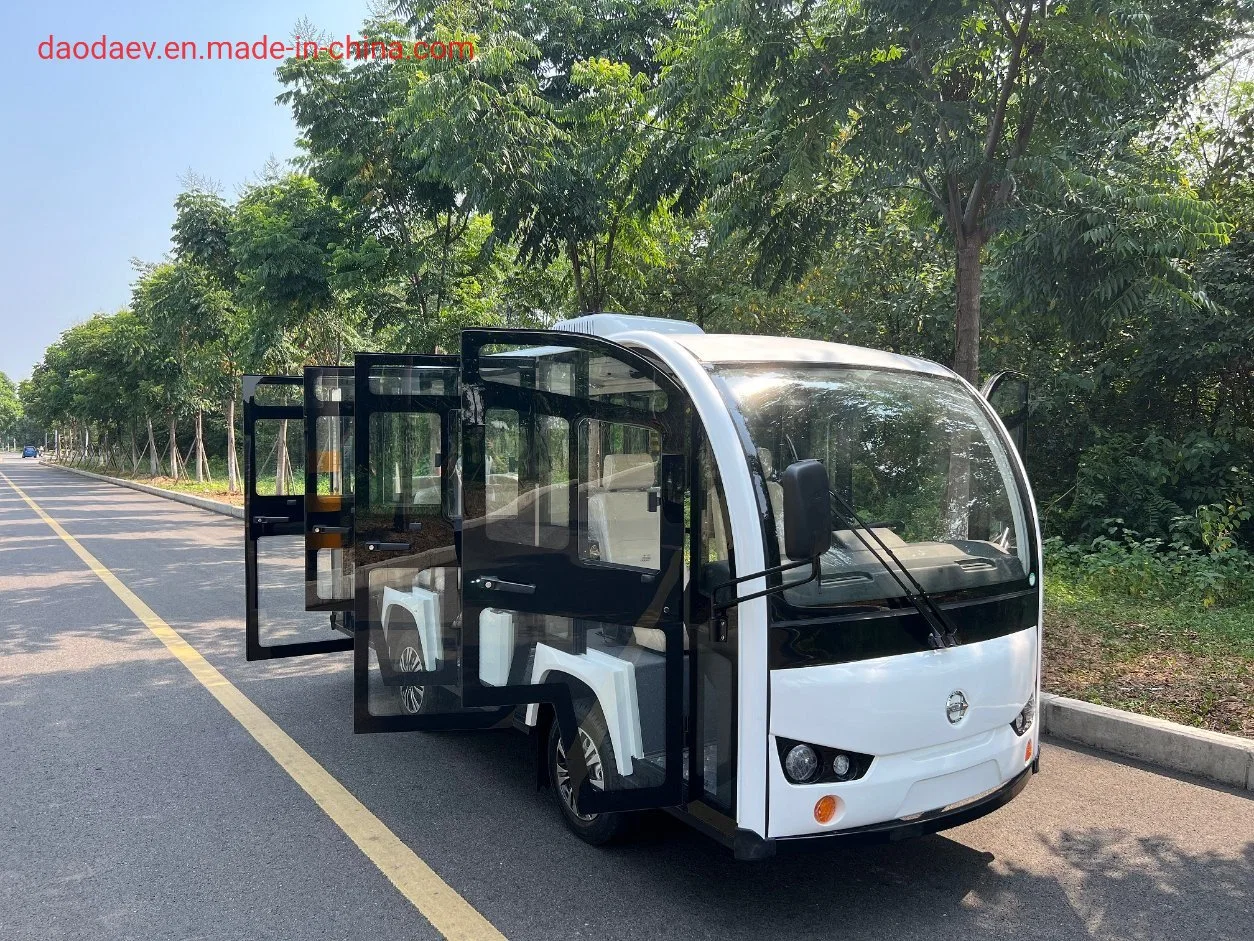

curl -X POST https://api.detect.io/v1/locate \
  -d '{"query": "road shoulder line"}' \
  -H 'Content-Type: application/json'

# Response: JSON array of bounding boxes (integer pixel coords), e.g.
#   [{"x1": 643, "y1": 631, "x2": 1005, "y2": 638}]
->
[{"x1": 0, "y1": 469, "x2": 506, "y2": 941}]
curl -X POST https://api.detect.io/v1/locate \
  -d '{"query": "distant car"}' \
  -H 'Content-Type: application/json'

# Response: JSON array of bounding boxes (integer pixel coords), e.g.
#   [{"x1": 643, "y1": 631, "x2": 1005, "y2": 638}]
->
[{"x1": 22, "y1": 446, "x2": 38, "y2": 458}]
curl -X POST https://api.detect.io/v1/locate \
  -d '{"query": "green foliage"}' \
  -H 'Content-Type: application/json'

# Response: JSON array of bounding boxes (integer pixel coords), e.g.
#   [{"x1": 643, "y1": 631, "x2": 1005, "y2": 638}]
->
[
  {"x1": 394, "y1": 0, "x2": 685, "y2": 314},
  {"x1": 656, "y1": 0, "x2": 1246, "y2": 381},
  {"x1": 19, "y1": 0, "x2": 1254, "y2": 572},
  {"x1": 1045, "y1": 532, "x2": 1254, "y2": 608},
  {"x1": 0, "y1": 371, "x2": 24, "y2": 443}
]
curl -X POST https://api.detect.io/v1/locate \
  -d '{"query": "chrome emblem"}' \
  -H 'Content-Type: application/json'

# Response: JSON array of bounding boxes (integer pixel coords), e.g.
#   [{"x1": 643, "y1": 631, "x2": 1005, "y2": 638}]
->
[{"x1": 946, "y1": 691, "x2": 969, "y2": 725}]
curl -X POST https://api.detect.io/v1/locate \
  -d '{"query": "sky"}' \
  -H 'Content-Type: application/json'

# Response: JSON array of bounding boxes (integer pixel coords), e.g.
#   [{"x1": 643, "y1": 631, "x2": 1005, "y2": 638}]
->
[{"x1": 0, "y1": 0, "x2": 372, "y2": 383}]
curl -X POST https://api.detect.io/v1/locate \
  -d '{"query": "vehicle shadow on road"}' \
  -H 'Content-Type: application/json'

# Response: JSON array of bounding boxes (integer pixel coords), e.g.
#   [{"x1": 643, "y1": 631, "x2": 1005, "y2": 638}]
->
[
  {"x1": 598, "y1": 807, "x2": 1253, "y2": 940},
  {"x1": 371, "y1": 722, "x2": 1251, "y2": 941}
]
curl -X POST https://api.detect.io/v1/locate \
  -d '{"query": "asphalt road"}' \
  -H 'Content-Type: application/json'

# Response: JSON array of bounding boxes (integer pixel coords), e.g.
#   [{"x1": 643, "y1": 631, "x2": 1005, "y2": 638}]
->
[{"x1": 1, "y1": 455, "x2": 1251, "y2": 941}]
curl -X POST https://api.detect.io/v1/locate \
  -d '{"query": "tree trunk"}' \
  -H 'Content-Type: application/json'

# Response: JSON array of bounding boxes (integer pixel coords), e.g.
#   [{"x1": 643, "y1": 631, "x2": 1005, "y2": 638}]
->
[
  {"x1": 130, "y1": 426, "x2": 139, "y2": 473},
  {"x1": 953, "y1": 237, "x2": 984, "y2": 385},
  {"x1": 146, "y1": 418, "x2": 159, "y2": 477},
  {"x1": 568, "y1": 243, "x2": 589, "y2": 313},
  {"x1": 226, "y1": 397, "x2": 240, "y2": 495},
  {"x1": 942, "y1": 235, "x2": 986, "y2": 539},
  {"x1": 193, "y1": 410, "x2": 206, "y2": 483},
  {"x1": 275, "y1": 418, "x2": 289, "y2": 496},
  {"x1": 168, "y1": 416, "x2": 183, "y2": 481}
]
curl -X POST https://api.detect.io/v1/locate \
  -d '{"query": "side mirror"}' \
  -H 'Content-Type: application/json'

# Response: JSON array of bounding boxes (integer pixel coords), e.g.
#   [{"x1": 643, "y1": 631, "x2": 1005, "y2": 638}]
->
[
  {"x1": 981, "y1": 370, "x2": 1029, "y2": 460},
  {"x1": 780, "y1": 460, "x2": 832, "y2": 561}
]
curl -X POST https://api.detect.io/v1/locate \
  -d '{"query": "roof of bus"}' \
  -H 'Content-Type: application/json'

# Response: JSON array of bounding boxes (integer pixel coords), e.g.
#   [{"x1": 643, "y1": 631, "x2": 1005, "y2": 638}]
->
[{"x1": 666, "y1": 333, "x2": 954, "y2": 378}]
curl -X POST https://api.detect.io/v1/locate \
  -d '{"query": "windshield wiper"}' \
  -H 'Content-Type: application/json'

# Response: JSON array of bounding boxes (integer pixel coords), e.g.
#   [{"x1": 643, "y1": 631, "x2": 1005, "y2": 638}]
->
[{"x1": 827, "y1": 490, "x2": 960, "y2": 649}]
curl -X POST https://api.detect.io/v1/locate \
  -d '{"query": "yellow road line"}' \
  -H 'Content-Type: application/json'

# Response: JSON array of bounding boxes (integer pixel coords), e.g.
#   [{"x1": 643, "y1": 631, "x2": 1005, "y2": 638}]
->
[{"x1": 0, "y1": 469, "x2": 507, "y2": 941}]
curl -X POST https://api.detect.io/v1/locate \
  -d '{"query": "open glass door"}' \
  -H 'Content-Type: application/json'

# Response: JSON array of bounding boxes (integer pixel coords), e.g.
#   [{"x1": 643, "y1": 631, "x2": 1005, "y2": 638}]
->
[
  {"x1": 352, "y1": 354, "x2": 509, "y2": 733},
  {"x1": 244, "y1": 375, "x2": 352, "y2": 660},
  {"x1": 304, "y1": 367, "x2": 354, "y2": 613},
  {"x1": 458, "y1": 329, "x2": 691, "y2": 816},
  {"x1": 982, "y1": 371, "x2": 1029, "y2": 459}
]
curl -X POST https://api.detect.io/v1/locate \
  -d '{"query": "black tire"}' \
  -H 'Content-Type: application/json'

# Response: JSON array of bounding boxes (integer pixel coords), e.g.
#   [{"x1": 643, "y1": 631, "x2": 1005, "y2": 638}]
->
[
  {"x1": 547, "y1": 701, "x2": 630, "y2": 845},
  {"x1": 391, "y1": 626, "x2": 447, "y2": 716}
]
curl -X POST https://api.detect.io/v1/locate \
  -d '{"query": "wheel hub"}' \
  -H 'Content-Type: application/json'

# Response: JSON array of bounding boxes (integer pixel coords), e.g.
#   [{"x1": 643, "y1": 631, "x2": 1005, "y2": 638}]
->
[
  {"x1": 397, "y1": 645, "x2": 424, "y2": 714},
  {"x1": 555, "y1": 728, "x2": 605, "y2": 821}
]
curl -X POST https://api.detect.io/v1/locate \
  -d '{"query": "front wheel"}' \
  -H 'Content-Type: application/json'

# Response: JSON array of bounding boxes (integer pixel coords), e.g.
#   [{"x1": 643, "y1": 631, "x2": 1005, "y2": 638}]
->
[
  {"x1": 547, "y1": 702, "x2": 630, "y2": 845},
  {"x1": 392, "y1": 628, "x2": 447, "y2": 716}
]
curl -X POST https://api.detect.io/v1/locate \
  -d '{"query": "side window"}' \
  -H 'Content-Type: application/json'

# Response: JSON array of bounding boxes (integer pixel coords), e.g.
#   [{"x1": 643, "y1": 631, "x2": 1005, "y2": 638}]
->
[
  {"x1": 366, "y1": 411, "x2": 442, "y2": 510},
  {"x1": 696, "y1": 436, "x2": 737, "y2": 812},
  {"x1": 577, "y1": 418, "x2": 661, "y2": 570},
  {"x1": 698, "y1": 439, "x2": 734, "y2": 573},
  {"x1": 485, "y1": 407, "x2": 570, "y2": 548}
]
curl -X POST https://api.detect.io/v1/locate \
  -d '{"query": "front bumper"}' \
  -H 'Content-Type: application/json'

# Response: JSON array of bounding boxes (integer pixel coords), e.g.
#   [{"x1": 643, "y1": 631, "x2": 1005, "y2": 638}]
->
[
  {"x1": 726, "y1": 756, "x2": 1038, "y2": 860},
  {"x1": 783, "y1": 756, "x2": 1037, "y2": 845}
]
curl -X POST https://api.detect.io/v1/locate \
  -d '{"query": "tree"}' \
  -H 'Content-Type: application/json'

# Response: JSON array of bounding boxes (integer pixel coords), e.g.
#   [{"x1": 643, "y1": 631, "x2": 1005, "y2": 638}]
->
[
  {"x1": 230, "y1": 173, "x2": 353, "y2": 367},
  {"x1": 395, "y1": 0, "x2": 688, "y2": 316},
  {"x1": 0, "y1": 372, "x2": 22, "y2": 448},
  {"x1": 658, "y1": 0, "x2": 1244, "y2": 381},
  {"x1": 132, "y1": 260, "x2": 237, "y2": 482},
  {"x1": 20, "y1": 312, "x2": 163, "y2": 466},
  {"x1": 170, "y1": 188, "x2": 248, "y2": 491},
  {"x1": 278, "y1": 18, "x2": 479, "y2": 351}
]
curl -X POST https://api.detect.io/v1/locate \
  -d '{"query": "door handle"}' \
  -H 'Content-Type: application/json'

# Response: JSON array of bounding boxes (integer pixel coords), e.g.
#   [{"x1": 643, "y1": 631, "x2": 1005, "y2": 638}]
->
[
  {"x1": 364, "y1": 541, "x2": 409, "y2": 552},
  {"x1": 474, "y1": 576, "x2": 536, "y2": 595},
  {"x1": 254, "y1": 516, "x2": 292, "y2": 524},
  {"x1": 311, "y1": 525, "x2": 350, "y2": 534}
]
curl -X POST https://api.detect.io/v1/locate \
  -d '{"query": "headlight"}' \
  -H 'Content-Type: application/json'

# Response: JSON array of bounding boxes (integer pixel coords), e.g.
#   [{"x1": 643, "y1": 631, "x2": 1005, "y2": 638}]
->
[
  {"x1": 783, "y1": 743, "x2": 819, "y2": 783},
  {"x1": 832, "y1": 753, "x2": 852, "y2": 779},
  {"x1": 776, "y1": 739, "x2": 874, "y2": 783},
  {"x1": 1011, "y1": 694, "x2": 1036, "y2": 736}
]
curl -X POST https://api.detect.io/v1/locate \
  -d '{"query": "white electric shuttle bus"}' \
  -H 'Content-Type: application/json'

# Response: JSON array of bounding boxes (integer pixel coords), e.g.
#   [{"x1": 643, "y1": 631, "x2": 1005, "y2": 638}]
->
[{"x1": 243, "y1": 315, "x2": 1038, "y2": 859}]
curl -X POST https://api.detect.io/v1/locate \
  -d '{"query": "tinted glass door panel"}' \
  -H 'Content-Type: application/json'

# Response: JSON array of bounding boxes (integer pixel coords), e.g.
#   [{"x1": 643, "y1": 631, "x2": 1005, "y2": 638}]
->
[
  {"x1": 351, "y1": 354, "x2": 507, "y2": 733},
  {"x1": 244, "y1": 374, "x2": 352, "y2": 660},
  {"x1": 305, "y1": 367, "x2": 355, "y2": 611},
  {"x1": 459, "y1": 330, "x2": 690, "y2": 815}
]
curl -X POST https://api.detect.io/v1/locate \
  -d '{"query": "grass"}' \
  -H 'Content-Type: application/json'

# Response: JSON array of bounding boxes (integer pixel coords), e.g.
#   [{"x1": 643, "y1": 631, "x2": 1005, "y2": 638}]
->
[
  {"x1": 1044, "y1": 573, "x2": 1254, "y2": 737},
  {"x1": 55, "y1": 458, "x2": 249, "y2": 506}
]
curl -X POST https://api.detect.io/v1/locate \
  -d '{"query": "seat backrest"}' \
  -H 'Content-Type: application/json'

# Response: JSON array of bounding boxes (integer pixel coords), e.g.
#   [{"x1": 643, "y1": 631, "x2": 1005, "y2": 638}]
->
[{"x1": 601, "y1": 453, "x2": 655, "y2": 490}]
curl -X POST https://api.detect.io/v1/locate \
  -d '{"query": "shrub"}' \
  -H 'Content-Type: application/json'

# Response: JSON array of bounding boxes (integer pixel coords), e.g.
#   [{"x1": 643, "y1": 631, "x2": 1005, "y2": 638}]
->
[{"x1": 1045, "y1": 528, "x2": 1254, "y2": 608}]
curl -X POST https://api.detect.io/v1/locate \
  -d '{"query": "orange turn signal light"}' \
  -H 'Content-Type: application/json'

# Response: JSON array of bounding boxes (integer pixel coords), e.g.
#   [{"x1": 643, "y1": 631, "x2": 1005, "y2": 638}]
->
[
  {"x1": 1025, "y1": 739, "x2": 1034, "y2": 763},
  {"x1": 814, "y1": 795, "x2": 838, "y2": 825}
]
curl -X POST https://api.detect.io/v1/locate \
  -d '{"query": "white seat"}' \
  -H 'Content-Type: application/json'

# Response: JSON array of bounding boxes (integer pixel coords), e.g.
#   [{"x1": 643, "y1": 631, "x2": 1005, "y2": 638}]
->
[
  {"x1": 584, "y1": 453, "x2": 688, "y2": 652},
  {"x1": 586, "y1": 454, "x2": 658, "y2": 569}
]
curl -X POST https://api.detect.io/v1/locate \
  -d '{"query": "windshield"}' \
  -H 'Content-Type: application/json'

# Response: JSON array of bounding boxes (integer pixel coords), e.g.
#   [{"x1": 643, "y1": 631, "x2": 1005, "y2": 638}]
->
[{"x1": 715, "y1": 365, "x2": 1031, "y2": 606}]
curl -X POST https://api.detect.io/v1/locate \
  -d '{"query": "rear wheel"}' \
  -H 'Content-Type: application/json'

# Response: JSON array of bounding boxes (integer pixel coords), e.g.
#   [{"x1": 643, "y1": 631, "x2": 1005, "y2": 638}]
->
[{"x1": 547, "y1": 701, "x2": 630, "y2": 845}]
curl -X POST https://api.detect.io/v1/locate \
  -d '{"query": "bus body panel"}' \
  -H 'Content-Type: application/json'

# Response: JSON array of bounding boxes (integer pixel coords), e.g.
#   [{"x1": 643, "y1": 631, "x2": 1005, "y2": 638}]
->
[
  {"x1": 766, "y1": 713, "x2": 1035, "y2": 838},
  {"x1": 769, "y1": 624, "x2": 1038, "y2": 756}
]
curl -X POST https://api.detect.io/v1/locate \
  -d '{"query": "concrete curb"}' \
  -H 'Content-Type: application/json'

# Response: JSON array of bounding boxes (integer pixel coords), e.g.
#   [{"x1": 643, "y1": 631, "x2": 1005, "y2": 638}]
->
[
  {"x1": 45, "y1": 462, "x2": 244, "y2": 521},
  {"x1": 1041, "y1": 693, "x2": 1254, "y2": 791}
]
